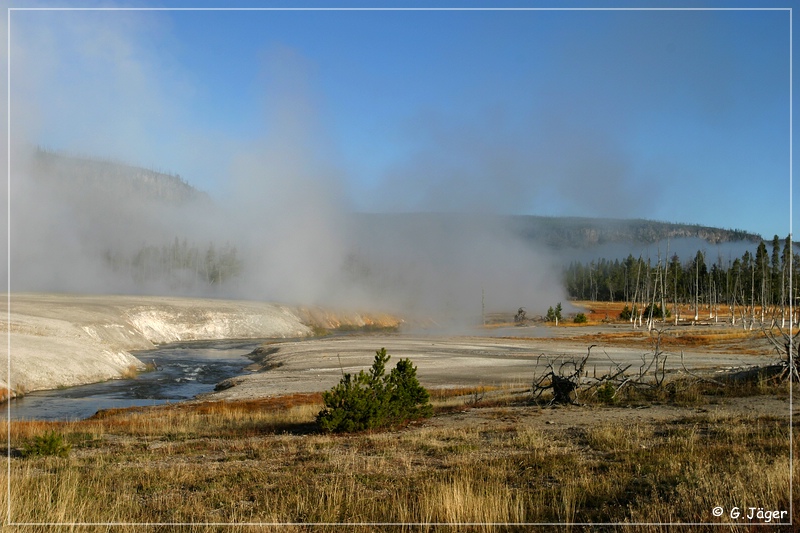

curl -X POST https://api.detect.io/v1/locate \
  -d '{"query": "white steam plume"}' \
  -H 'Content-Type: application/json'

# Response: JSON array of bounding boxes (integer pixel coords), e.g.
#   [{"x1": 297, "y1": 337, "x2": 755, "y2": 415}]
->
[{"x1": 4, "y1": 9, "x2": 568, "y2": 322}]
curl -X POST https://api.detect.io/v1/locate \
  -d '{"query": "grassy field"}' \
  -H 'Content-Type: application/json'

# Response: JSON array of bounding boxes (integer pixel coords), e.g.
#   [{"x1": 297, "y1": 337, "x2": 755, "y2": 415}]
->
[{"x1": 3, "y1": 379, "x2": 795, "y2": 532}]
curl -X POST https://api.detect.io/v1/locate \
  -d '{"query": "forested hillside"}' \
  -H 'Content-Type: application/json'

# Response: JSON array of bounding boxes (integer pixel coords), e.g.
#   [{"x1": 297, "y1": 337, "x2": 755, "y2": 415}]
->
[
  {"x1": 17, "y1": 147, "x2": 223, "y2": 295},
  {"x1": 30, "y1": 147, "x2": 209, "y2": 204},
  {"x1": 353, "y1": 213, "x2": 761, "y2": 249},
  {"x1": 505, "y1": 215, "x2": 760, "y2": 248}
]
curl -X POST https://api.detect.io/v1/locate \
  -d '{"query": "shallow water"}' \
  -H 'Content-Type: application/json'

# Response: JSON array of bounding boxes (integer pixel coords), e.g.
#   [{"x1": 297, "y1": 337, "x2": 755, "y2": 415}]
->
[{"x1": 4, "y1": 339, "x2": 262, "y2": 421}]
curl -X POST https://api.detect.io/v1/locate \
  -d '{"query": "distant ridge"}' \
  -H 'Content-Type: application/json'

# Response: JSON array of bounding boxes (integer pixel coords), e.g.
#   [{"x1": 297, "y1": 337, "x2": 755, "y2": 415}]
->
[
  {"x1": 353, "y1": 212, "x2": 762, "y2": 250},
  {"x1": 504, "y1": 215, "x2": 762, "y2": 248},
  {"x1": 30, "y1": 147, "x2": 209, "y2": 204},
  {"x1": 26, "y1": 148, "x2": 762, "y2": 249}
]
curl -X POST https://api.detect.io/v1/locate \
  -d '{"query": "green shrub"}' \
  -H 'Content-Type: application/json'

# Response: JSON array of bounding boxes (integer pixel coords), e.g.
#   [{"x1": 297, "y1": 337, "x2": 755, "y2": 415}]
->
[
  {"x1": 21, "y1": 431, "x2": 71, "y2": 458},
  {"x1": 596, "y1": 382, "x2": 617, "y2": 404},
  {"x1": 619, "y1": 305, "x2": 636, "y2": 320},
  {"x1": 643, "y1": 303, "x2": 670, "y2": 319},
  {"x1": 574, "y1": 313, "x2": 588, "y2": 324},
  {"x1": 317, "y1": 348, "x2": 432, "y2": 433}
]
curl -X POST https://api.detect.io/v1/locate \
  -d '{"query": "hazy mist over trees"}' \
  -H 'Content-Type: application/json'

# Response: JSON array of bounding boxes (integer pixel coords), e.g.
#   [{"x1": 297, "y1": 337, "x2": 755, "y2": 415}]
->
[
  {"x1": 7, "y1": 148, "x2": 571, "y2": 319},
  {"x1": 6, "y1": 144, "x2": 772, "y2": 326}
]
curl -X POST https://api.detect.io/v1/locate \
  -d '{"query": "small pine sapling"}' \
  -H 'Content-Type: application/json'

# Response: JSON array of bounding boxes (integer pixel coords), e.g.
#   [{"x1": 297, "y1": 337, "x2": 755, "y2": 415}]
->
[{"x1": 317, "y1": 348, "x2": 433, "y2": 433}]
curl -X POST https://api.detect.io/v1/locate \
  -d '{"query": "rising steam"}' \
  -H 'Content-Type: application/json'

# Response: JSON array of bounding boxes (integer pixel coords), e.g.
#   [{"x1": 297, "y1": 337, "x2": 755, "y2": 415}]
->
[{"x1": 3, "y1": 9, "x2": 569, "y2": 322}]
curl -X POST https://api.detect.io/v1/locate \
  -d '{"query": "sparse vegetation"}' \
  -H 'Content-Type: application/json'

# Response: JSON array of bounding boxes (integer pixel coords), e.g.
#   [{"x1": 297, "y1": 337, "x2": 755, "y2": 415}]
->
[
  {"x1": 309, "y1": 324, "x2": 331, "y2": 337},
  {"x1": 332, "y1": 323, "x2": 400, "y2": 334},
  {"x1": 595, "y1": 381, "x2": 617, "y2": 404},
  {"x1": 120, "y1": 364, "x2": 139, "y2": 379},
  {"x1": 120, "y1": 362, "x2": 157, "y2": 379}
]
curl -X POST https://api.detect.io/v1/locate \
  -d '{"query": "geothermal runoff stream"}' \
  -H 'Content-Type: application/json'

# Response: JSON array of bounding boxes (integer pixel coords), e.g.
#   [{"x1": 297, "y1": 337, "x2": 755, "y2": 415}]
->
[{"x1": 4, "y1": 340, "x2": 262, "y2": 421}]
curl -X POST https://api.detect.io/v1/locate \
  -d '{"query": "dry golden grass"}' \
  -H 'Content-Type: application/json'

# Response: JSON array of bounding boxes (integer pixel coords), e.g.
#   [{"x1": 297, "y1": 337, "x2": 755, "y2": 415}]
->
[
  {"x1": 556, "y1": 326, "x2": 770, "y2": 357},
  {"x1": 2, "y1": 383, "x2": 795, "y2": 532},
  {"x1": 119, "y1": 364, "x2": 141, "y2": 380}
]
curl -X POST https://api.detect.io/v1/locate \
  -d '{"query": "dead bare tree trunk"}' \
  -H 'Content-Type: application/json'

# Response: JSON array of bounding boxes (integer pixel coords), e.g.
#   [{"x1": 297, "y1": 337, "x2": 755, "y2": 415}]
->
[
  {"x1": 694, "y1": 257, "x2": 700, "y2": 322},
  {"x1": 631, "y1": 259, "x2": 642, "y2": 329},
  {"x1": 761, "y1": 321, "x2": 800, "y2": 383}
]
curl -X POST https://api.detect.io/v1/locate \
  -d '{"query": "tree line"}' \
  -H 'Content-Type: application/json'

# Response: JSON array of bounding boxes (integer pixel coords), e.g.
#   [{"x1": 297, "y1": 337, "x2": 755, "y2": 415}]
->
[
  {"x1": 103, "y1": 238, "x2": 242, "y2": 291},
  {"x1": 563, "y1": 235, "x2": 797, "y2": 329}
]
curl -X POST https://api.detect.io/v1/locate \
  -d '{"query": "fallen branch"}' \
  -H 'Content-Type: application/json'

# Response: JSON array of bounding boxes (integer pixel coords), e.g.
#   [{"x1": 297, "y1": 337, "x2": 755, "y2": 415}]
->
[{"x1": 679, "y1": 351, "x2": 726, "y2": 386}]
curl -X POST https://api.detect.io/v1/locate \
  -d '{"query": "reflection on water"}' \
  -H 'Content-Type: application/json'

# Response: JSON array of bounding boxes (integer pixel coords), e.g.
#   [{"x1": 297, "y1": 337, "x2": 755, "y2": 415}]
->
[{"x1": 4, "y1": 339, "x2": 262, "y2": 421}]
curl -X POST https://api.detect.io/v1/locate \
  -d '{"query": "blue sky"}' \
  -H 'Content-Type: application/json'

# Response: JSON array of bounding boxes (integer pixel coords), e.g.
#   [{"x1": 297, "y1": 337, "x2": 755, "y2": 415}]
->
[{"x1": 9, "y1": 2, "x2": 795, "y2": 239}]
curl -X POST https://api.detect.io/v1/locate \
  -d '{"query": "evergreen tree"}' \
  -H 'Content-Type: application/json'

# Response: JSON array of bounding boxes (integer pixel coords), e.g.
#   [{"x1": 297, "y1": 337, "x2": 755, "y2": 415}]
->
[
  {"x1": 317, "y1": 348, "x2": 432, "y2": 433},
  {"x1": 771, "y1": 235, "x2": 782, "y2": 304},
  {"x1": 755, "y1": 241, "x2": 770, "y2": 318}
]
